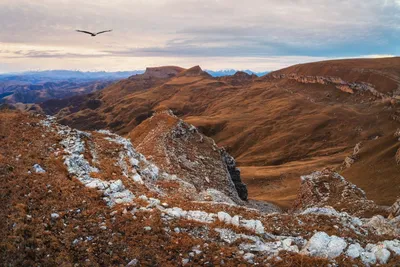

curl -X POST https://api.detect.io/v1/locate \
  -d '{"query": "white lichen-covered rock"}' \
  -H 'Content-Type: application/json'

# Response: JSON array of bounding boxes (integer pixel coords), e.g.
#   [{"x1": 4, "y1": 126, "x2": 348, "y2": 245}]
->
[
  {"x1": 301, "y1": 232, "x2": 347, "y2": 259},
  {"x1": 361, "y1": 251, "x2": 377, "y2": 265},
  {"x1": 370, "y1": 245, "x2": 391, "y2": 264},
  {"x1": 51, "y1": 213, "x2": 60, "y2": 220},
  {"x1": 217, "y1": 212, "x2": 232, "y2": 224},
  {"x1": 301, "y1": 206, "x2": 340, "y2": 217},
  {"x1": 382, "y1": 240, "x2": 400, "y2": 255},
  {"x1": 346, "y1": 243, "x2": 364, "y2": 259},
  {"x1": 33, "y1": 164, "x2": 46, "y2": 173},
  {"x1": 243, "y1": 253, "x2": 255, "y2": 263},
  {"x1": 240, "y1": 219, "x2": 265, "y2": 234}
]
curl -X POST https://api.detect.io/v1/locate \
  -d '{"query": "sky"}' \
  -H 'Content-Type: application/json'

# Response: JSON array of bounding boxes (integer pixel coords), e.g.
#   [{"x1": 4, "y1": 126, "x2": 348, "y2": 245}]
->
[{"x1": 0, "y1": 0, "x2": 399, "y2": 73}]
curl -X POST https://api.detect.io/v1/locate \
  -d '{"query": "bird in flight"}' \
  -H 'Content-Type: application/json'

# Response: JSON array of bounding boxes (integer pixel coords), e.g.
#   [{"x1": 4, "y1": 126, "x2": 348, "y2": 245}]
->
[{"x1": 76, "y1": 29, "x2": 112, "y2": 37}]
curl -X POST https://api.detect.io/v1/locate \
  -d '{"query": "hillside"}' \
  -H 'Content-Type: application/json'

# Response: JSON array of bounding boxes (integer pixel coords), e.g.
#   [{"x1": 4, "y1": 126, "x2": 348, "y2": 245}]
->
[
  {"x1": 40, "y1": 58, "x2": 400, "y2": 209},
  {"x1": 1, "y1": 110, "x2": 400, "y2": 265}
]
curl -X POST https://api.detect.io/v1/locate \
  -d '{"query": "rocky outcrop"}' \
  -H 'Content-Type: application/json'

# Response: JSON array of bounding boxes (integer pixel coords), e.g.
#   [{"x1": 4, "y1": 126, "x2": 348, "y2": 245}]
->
[
  {"x1": 220, "y1": 149, "x2": 248, "y2": 200},
  {"x1": 292, "y1": 169, "x2": 385, "y2": 217},
  {"x1": 340, "y1": 142, "x2": 362, "y2": 169},
  {"x1": 396, "y1": 148, "x2": 400, "y2": 165},
  {"x1": 389, "y1": 198, "x2": 400, "y2": 218},
  {"x1": 128, "y1": 109, "x2": 250, "y2": 204},
  {"x1": 271, "y1": 73, "x2": 385, "y2": 98},
  {"x1": 177, "y1": 65, "x2": 211, "y2": 78}
]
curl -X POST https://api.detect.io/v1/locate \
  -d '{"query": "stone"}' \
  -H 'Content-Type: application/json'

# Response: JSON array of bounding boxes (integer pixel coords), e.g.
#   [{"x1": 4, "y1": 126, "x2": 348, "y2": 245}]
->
[
  {"x1": 382, "y1": 240, "x2": 400, "y2": 255},
  {"x1": 365, "y1": 215, "x2": 397, "y2": 236},
  {"x1": 127, "y1": 259, "x2": 138, "y2": 266},
  {"x1": 360, "y1": 251, "x2": 376, "y2": 265},
  {"x1": 143, "y1": 226, "x2": 152, "y2": 231},
  {"x1": 301, "y1": 232, "x2": 347, "y2": 259},
  {"x1": 51, "y1": 213, "x2": 60, "y2": 220},
  {"x1": 241, "y1": 219, "x2": 265, "y2": 234},
  {"x1": 389, "y1": 198, "x2": 400, "y2": 218},
  {"x1": 231, "y1": 215, "x2": 240, "y2": 227},
  {"x1": 373, "y1": 247, "x2": 391, "y2": 264},
  {"x1": 346, "y1": 243, "x2": 364, "y2": 259},
  {"x1": 394, "y1": 128, "x2": 400, "y2": 138},
  {"x1": 33, "y1": 164, "x2": 46, "y2": 173},
  {"x1": 243, "y1": 253, "x2": 255, "y2": 263},
  {"x1": 217, "y1": 212, "x2": 232, "y2": 224}
]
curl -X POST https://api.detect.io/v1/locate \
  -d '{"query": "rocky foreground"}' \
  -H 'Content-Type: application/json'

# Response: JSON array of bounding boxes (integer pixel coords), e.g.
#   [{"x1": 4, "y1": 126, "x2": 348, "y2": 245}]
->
[{"x1": 0, "y1": 110, "x2": 399, "y2": 266}]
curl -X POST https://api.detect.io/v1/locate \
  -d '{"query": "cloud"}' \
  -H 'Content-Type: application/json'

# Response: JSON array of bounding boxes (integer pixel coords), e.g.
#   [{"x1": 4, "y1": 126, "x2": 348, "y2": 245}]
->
[{"x1": 0, "y1": 0, "x2": 399, "y2": 72}]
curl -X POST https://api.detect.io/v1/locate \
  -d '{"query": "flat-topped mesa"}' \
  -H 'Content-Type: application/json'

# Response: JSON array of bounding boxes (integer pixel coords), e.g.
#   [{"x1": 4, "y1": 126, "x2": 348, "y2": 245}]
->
[
  {"x1": 141, "y1": 66, "x2": 186, "y2": 79},
  {"x1": 292, "y1": 169, "x2": 387, "y2": 217},
  {"x1": 128, "y1": 109, "x2": 248, "y2": 203}
]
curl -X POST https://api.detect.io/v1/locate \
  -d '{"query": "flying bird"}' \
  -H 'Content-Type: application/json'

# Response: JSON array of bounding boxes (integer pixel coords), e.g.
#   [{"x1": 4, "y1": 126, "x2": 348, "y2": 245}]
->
[{"x1": 76, "y1": 29, "x2": 112, "y2": 37}]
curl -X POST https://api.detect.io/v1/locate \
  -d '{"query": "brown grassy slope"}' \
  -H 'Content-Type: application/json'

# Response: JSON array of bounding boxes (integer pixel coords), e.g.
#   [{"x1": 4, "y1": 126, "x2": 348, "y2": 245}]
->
[
  {"x1": 40, "y1": 60, "x2": 400, "y2": 209},
  {"x1": 341, "y1": 133, "x2": 400, "y2": 205},
  {"x1": 269, "y1": 57, "x2": 400, "y2": 95}
]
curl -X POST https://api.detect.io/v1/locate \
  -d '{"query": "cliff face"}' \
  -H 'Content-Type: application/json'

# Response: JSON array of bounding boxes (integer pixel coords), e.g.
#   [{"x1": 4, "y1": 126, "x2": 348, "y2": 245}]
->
[
  {"x1": 269, "y1": 57, "x2": 400, "y2": 96},
  {"x1": 270, "y1": 73, "x2": 384, "y2": 98}
]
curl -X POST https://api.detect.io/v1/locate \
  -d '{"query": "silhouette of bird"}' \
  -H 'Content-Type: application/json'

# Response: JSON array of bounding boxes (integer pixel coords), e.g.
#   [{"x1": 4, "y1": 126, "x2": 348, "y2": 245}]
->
[{"x1": 76, "y1": 29, "x2": 112, "y2": 37}]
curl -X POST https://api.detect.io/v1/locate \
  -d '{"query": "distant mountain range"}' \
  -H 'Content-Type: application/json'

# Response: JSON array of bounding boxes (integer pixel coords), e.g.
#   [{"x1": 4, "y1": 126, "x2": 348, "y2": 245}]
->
[
  {"x1": 205, "y1": 69, "x2": 269, "y2": 77},
  {"x1": 0, "y1": 70, "x2": 145, "y2": 83},
  {"x1": 0, "y1": 69, "x2": 269, "y2": 104},
  {"x1": 0, "y1": 70, "x2": 145, "y2": 104}
]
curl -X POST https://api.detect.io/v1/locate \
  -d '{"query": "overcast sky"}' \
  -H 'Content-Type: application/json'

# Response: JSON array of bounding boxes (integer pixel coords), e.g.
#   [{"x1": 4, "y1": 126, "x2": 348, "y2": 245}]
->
[{"x1": 0, "y1": 0, "x2": 399, "y2": 72}]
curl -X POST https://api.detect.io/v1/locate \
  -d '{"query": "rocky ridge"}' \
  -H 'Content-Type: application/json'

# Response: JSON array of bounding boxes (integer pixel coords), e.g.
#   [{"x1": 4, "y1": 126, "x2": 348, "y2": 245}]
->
[
  {"x1": 128, "y1": 110, "x2": 250, "y2": 204},
  {"x1": 270, "y1": 73, "x2": 387, "y2": 98}
]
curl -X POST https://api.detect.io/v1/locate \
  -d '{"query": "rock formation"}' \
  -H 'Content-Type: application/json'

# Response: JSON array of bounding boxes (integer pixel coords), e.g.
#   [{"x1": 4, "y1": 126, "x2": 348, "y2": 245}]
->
[
  {"x1": 291, "y1": 169, "x2": 386, "y2": 217},
  {"x1": 220, "y1": 149, "x2": 248, "y2": 200},
  {"x1": 270, "y1": 73, "x2": 385, "y2": 98},
  {"x1": 396, "y1": 148, "x2": 400, "y2": 165},
  {"x1": 128, "y1": 109, "x2": 249, "y2": 203},
  {"x1": 390, "y1": 198, "x2": 400, "y2": 219},
  {"x1": 141, "y1": 66, "x2": 185, "y2": 79},
  {"x1": 340, "y1": 142, "x2": 362, "y2": 169}
]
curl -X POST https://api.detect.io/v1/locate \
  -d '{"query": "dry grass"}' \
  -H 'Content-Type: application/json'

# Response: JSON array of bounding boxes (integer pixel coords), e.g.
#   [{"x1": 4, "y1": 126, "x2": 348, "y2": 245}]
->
[{"x1": 39, "y1": 58, "x2": 400, "y2": 210}]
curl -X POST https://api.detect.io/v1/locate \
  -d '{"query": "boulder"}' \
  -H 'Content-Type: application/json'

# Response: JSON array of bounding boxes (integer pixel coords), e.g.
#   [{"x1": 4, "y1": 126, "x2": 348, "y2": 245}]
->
[{"x1": 301, "y1": 232, "x2": 347, "y2": 259}]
